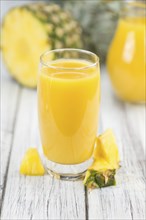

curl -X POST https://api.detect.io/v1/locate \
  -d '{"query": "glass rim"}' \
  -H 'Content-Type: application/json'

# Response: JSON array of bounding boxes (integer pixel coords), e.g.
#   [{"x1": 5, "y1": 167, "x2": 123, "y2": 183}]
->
[{"x1": 40, "y1": 48, "x2": 99, "y2": 70}]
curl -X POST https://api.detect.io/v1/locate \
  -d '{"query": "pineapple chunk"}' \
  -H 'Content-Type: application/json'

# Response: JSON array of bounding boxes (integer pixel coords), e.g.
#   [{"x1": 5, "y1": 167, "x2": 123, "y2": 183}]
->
[
  {"x1": 20, "y1": 148, "x2": 45, "y2": 176},
  {"x1": 93, "y1": 129, "x2": 120, "y2": 169},
  {"x1": 84, "y1": 129, "x2": 120, "y2": 188}
]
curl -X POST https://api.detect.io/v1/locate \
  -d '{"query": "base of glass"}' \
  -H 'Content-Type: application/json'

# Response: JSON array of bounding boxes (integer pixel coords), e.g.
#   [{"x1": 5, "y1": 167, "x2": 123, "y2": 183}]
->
[{"x1": 44, "y1": 157, "x2": 93, "y2": 181}]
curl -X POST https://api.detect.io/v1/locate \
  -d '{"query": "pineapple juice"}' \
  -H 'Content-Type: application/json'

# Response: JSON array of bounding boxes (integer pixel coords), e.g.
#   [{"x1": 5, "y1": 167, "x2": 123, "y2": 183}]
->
[
  {"x1": 107, "y1": 17, "x2": 146, "y2": 102},
  {"x1": 38, "y1": 59, "x2": 100, "y2": 164}
]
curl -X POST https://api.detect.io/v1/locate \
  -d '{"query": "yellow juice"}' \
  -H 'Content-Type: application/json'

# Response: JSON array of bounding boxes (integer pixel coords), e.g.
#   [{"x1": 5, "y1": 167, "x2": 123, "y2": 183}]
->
[
  {"x1": 107, "y1": 17, "x2": 146, "y2": 102},
  {"x1": 38, "y1": 59, "x2": 100, "y2": 164}
]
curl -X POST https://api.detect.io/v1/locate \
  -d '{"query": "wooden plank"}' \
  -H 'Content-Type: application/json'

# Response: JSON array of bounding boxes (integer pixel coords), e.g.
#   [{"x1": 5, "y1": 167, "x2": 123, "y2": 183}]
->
[
  {"x1": 1, "y1": 75, "x2": 20, "y2": 133},
  {"x1": 125, "y1": 103, "x2": 145, "y2": 153},
  {"x1": 1, "y1": 88, "x2": 86, "y2": 220},
  {"x1": 88, "y1": 73, "x2": 145, "y2": 220},
  {"x1": 0, "y1": 63, "x2": 20, "y2": 208}
]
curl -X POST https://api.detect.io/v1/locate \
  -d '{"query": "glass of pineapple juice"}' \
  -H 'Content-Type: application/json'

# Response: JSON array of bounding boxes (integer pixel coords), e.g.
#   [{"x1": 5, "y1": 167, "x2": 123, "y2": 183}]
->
[{"x1": 38, "y1": 49, "x2": 100, "y2": 180}]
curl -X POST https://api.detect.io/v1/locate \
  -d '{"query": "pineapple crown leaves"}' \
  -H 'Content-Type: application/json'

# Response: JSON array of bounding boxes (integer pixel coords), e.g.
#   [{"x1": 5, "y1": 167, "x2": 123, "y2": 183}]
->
[
  {"x1": 63, "y1": 0, "x2": 122, "y2": 26},
  {"x1": 62, "y1": 0, "x2": 123, "y2": 62}
]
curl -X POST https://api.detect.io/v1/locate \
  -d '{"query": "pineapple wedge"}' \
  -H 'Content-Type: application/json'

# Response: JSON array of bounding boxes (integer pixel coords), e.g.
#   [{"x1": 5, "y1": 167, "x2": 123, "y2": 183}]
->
[
  {"x1": 93, "y1": 129, "x2": 120, "y2": 169},
  {"x1": 20, "y1": 148, "x2": 45, "y2": 176},
  {"x1": 84, "y1": 129, "x2": 120, "y2": 188}
]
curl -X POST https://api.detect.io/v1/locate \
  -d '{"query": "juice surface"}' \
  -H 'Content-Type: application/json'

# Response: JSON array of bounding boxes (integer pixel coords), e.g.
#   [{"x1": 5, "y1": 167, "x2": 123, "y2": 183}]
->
[
  {"x1": 107, "y1": 17, "x2": 146, "y2": 102},
  {"x1": 38, "y1": 59, "x2": 100, "y2": 164}
]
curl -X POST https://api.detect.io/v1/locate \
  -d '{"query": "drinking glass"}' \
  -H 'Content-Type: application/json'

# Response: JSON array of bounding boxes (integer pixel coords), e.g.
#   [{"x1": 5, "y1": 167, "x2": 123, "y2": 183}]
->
[{"x1": 38, "y1": 48, "x2": 100, "y2": 180}]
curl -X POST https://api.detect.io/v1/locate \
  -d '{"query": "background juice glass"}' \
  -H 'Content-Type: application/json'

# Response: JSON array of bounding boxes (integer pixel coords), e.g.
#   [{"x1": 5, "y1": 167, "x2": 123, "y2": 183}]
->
[
  {"x1": 38, "y1": 49, "x2": 100, "y2": 180},
  {"x1": 107, "y1": 2, "x2": 146, "y2": 103}
]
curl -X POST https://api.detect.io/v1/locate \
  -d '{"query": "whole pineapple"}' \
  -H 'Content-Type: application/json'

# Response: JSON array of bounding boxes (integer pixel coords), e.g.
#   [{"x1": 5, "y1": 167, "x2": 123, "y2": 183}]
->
[
  {"x1": 63, "y1": 0, "x2": 122, "y2": 62},
  {"x1": 1, "y1": 3, "x2": 82, "y2": 87}
]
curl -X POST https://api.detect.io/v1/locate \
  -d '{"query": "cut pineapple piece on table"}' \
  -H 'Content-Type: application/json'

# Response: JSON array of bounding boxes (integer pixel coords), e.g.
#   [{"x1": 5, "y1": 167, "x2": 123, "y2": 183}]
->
[
  {"x1": 1, "y1": 3, "x2": 82, "y2": 88},
  {"x1": 20, "y1": 148, "x2": 45, "y2": 176},
  {"x1": 84, "y1": 129, "x2": 120, "y2": 188},
  {"x1": 84, "y1": 158, "x2": 116, "y2": 188},
  {"x1": 93, "y1": 129, "x2": 120, "y2": 169}
]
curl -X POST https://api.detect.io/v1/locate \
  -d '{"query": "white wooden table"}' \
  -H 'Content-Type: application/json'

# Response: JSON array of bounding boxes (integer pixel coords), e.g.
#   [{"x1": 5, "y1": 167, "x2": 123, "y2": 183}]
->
[{"x1": 1, "y1": 57, "x2": 145, "y2": 219}]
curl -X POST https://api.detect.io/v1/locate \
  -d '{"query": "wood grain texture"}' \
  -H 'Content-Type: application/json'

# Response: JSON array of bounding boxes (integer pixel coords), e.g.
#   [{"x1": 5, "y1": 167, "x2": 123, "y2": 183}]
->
[
  {"x1": 88, "y1": 72, "x2": 145, "y2": 220},
  {"x1": 1, "y1": 88, "x2": 86, "y2": 220},
  {"x1": 1, "y1": 68, "x2": 20, "y2": 208}
]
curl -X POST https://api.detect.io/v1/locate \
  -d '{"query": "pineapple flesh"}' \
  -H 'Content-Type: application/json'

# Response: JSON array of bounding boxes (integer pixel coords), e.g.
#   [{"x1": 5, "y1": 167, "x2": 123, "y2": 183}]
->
[
  {"x1": 20, "y1": 148, "x2": 45, "y2": 176},
  {"x1": 93, "y1": 129, "x2": 120, "y2": 169},
  {"x1": 1, "y1": 3, "x2": 82, "y2": 87},
  {"x1": 84, "y1": 129, "x2": 120, "y2": 188}
]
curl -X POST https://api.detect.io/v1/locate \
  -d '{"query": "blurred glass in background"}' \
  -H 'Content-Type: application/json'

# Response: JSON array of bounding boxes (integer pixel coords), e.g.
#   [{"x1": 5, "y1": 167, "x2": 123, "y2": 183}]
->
[{"x1": 107, "y1": 1, "x2": 146, "y2": 103}]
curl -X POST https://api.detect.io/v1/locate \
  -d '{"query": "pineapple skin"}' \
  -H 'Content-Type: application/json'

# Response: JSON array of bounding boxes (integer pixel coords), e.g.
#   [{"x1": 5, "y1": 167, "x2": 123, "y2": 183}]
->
[
  {"x1": 84, "y1": 159, "x2": 116, "y2": 189},
  {"x1": 84, "y1": 169, "x2": 116, "y2": 189},
  {"x1": 1, "y1": 3, "x2": 83, "y2": 88}
]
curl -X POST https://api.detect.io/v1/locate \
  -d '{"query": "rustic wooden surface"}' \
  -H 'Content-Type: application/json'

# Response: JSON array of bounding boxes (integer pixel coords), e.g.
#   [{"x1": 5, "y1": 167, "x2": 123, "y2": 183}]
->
[{"x1": 0, "y1": 55, "x2": 145, "y2": 219}]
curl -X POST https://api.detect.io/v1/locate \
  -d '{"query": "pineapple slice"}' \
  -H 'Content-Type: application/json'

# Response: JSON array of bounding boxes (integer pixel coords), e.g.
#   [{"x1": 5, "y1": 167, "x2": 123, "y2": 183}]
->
[
  {"x1": 93, "y1": 129, "x2": 120, "y2": 169},
  {"x1": 84, "y1": 129, "x2": 120, "y2": 188},
  {"x1": 20, "y1": 148, "x2": 45, "y2": 176},
  {"x1": 1, "y1": 3, "x2": 82, "y2": 88}
]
